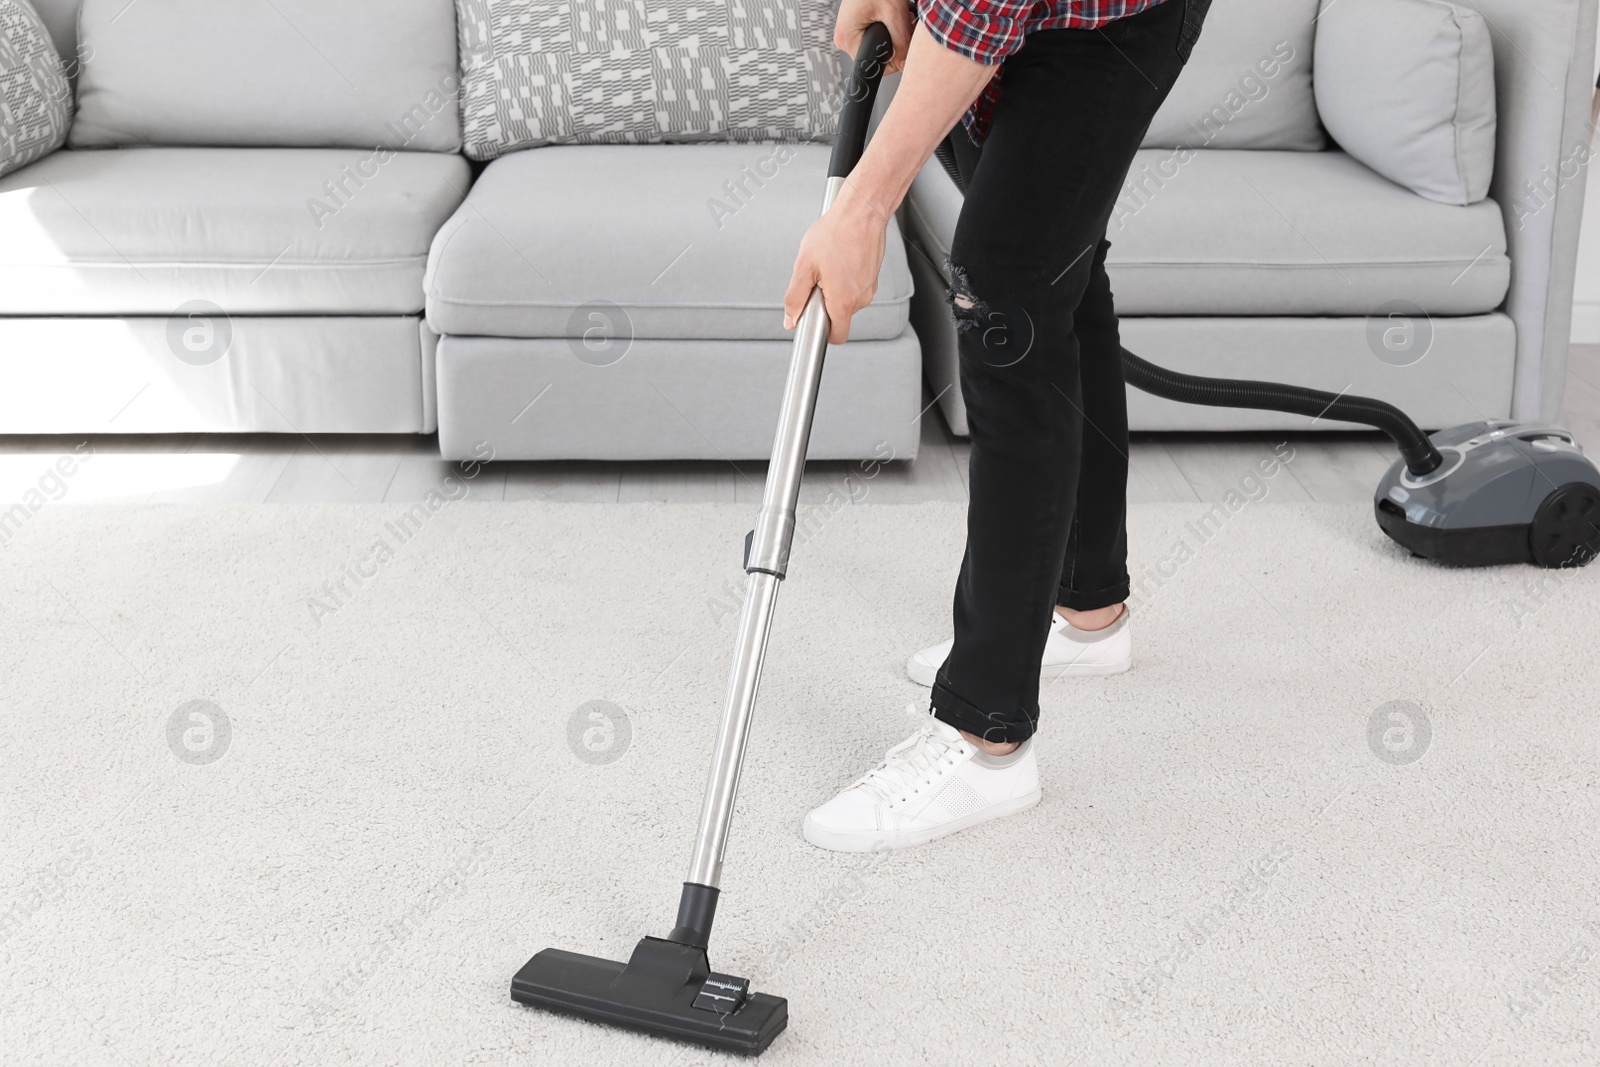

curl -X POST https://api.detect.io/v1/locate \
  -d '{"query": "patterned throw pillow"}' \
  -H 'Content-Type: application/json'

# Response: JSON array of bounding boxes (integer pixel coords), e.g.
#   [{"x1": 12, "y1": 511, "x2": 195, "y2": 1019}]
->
[
  {"x1": 456, "y1": 0, "x2": 848, "y2": 161},
  {"x1": 0, "y1": 0, "x2": 70, "y2": 178}
]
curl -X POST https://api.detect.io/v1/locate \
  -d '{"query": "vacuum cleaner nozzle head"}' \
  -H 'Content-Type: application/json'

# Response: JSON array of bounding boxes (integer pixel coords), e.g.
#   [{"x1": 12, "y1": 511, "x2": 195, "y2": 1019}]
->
[{"x1": 511, "y1": 938, "x2": 787, "y2": 1056}]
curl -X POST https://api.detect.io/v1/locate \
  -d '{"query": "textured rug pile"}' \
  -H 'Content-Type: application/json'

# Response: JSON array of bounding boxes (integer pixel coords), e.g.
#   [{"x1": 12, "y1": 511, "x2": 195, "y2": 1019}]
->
[{"x1": 1, "y1": 500, "x2": 1595, "y2": 1065}]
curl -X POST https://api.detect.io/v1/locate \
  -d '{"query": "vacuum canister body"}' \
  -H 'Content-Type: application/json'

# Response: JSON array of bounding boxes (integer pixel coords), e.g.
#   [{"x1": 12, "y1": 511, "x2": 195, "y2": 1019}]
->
[{"x1": 1375, "y1": 421, "x2": 1600, "y2": 568}]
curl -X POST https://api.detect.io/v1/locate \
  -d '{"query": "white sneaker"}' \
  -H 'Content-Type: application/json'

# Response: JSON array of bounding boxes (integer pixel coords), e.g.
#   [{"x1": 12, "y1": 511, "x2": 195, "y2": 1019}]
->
[
  {"x1": 802, "y1": 706, "x2": 1041, "y2": 853},
  {"x1": 906, "y1": 605, "x2": 1130, "y2": 687}
]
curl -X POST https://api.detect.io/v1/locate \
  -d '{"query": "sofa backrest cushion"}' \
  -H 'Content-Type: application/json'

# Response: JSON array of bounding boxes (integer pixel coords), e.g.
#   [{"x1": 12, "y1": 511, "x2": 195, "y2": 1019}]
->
[
  {"x1": 1, "y1": 0, "x2": 72, "y2": 178},
  {"x1": 1315, "y1": 0, "x2": 1497, "y2": 206},
  {"x1": 456, "y1": 0, "x2": 845, "y2": 161},
  {"x1": 69, "y1": 0, "x2": 462, "y2": 151},
  {"x1": 1142, "y1": 0, "x2": 1324, "y2": 152}
]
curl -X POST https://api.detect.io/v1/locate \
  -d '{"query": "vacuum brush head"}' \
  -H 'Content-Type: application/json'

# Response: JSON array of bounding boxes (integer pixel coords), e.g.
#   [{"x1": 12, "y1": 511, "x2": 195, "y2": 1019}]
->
[{"x1": 511, "y1": 937, "x2": 787, "y2": 1056}]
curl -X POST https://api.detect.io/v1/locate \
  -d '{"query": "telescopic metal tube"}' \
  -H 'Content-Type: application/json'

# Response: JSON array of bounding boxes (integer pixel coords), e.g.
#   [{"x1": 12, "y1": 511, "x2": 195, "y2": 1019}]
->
[
  {"x1": 676, "y1": 20, "x2": 892, "y2": 921},
  {"x1": 685, "y1": 176, "x2": 846, "y2": 890},
  {"x1": 684, "y1": 569, "x2": 782, "y2": 889}
]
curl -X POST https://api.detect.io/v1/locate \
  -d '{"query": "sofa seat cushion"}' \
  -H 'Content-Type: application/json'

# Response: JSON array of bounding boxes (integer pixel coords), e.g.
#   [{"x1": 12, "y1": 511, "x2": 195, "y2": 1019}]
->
[
  {"x1": 424, "y1": 143, "x2": 912, "y2": 341},
  {"x1": 902, "y1": 148, "x2": 1510, "y2": 317},
  {"x1": 0, "y1": 147, "x2": 471, "y2": 315}
]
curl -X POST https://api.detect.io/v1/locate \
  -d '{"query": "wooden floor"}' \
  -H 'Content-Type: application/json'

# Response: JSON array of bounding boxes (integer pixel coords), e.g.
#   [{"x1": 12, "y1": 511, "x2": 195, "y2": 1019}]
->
[{"x1": 5, "y1": 345, "x2": 1598, "y2": 507}]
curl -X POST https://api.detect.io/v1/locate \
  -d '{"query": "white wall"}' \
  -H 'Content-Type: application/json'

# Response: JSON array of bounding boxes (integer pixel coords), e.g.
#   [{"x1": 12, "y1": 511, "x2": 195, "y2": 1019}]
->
[{"x1": 1571, "y1": 22, "x2": 1600, "y2": 342}]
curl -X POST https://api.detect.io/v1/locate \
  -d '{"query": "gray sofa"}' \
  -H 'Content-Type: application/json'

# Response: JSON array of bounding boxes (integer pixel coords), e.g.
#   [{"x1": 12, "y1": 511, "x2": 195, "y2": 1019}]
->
[
  {"x1": 1, "y1": 0, "x2": 922, "y2": 462},
  {"x1": 3, "y1": 0, "x2": 469, "y2": 438},
  {"x1": 424, "y1": 141, "x2": 920, "y2": 462},
  {"x1": 1, "y1": 0, "x2": 1594, "y2": 461},
  {"x1": 901, "y1": 0, "x2": 1598, "y2": 436}
]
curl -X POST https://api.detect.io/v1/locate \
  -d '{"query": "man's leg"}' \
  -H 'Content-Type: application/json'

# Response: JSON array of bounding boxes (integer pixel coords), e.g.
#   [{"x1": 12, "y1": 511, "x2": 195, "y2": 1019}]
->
[
  {"x1": 932, "y1": 3, "x2": 1192, "y2": 747},
  {"x1": 946, "y1": 140, "x2": 1129, "y2": 637},
  {"x1": 803, "y1": 0, "x2": 1209, "y2": 853},
  {"x1": 1056, "y1": 238, "x2": 1132, "y2": 624}
]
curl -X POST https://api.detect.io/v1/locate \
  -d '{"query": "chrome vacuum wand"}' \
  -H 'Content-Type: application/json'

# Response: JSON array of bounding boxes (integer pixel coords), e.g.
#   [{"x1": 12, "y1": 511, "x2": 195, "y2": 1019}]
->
[{"x1": 510, "y1": 23, "x2": 895, "y2": 1056}]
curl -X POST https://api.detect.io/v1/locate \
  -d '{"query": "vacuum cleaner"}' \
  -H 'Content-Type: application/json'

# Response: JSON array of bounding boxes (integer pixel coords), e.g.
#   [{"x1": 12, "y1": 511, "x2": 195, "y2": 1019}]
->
[
  {"x1": 510, "y1": 21, "x2": 1600, "y2": 1060},
  {"x1": 929, "y1": 161, "x2": 1600, "y2": 571},
  {"x1": 508, "y1": 23, "x2": 898, "y2": 1056},
  {"x1": 1114, "y1": 353, "x2": 1600, "y2": 569}
]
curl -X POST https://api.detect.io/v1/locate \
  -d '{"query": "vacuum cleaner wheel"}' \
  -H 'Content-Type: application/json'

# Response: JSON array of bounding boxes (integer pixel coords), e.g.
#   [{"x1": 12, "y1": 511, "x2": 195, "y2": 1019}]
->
[{"x1": 1529, "y1": 482, "x2": 1600, "y2": 568}]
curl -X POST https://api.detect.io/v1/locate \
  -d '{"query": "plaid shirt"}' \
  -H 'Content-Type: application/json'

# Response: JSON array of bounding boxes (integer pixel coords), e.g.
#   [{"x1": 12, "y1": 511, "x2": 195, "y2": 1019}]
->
[{"x1": 918, "y1": 0, "x2": 1172, "y2": 144}]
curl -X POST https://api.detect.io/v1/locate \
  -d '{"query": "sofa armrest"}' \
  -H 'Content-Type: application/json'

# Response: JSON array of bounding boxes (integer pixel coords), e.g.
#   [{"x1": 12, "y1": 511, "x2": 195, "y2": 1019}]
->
[{"x1": 1474, "y1": 0, "x2": 1598, "y2": 421}]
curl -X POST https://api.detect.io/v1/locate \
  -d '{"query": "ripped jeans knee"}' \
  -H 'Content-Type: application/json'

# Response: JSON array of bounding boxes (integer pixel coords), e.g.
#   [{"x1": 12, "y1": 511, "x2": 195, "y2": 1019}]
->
[
  {"x1": 944, "y1": 261, "x2": 991, "y2": 334},
  {"x1": 944, "y1": 259, "x2": 1037, "y2": 366}
]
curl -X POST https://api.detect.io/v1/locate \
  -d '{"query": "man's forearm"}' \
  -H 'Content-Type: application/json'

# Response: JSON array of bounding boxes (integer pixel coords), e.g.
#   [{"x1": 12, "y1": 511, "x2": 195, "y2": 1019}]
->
[{"x1": 838, "y1": 23, "x2": 997, "y2": 222}]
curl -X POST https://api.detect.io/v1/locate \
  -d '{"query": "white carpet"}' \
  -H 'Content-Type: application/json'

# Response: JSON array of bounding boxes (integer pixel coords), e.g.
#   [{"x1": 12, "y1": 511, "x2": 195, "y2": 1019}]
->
[{"x1": 1, "y1": 498, "x2": 1597, "y2": 1066}]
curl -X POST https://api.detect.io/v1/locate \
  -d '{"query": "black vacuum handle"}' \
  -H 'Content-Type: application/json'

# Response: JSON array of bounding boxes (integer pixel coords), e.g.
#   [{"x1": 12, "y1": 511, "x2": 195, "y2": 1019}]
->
[{"x1": 828, "y1": 22, "x2": 894, "y2": 179}]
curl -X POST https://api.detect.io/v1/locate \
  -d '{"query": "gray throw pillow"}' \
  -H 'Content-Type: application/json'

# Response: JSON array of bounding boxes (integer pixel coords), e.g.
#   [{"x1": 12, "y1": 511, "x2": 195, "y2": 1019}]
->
[
  {"x1": 456, "y1": 0, "x2": 847, "y2": 161},
  {"x1": 1315, "y1": 0, "x2": 1496, "y2": 206},
  {"x1": 0, "y1": 0, "x2": 71, "y2": 179}
]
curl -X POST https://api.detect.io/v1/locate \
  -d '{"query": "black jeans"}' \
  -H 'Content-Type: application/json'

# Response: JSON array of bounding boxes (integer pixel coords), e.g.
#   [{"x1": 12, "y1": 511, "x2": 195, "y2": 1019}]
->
[{"x1": 931, "y1": 0, "x2": 1208, "y2": 745}]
